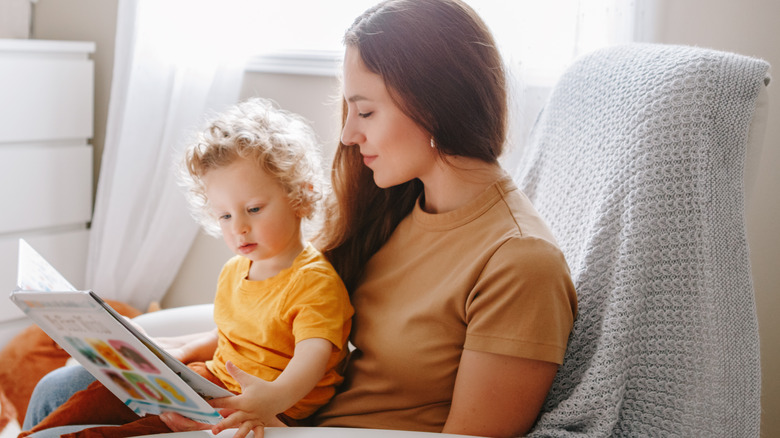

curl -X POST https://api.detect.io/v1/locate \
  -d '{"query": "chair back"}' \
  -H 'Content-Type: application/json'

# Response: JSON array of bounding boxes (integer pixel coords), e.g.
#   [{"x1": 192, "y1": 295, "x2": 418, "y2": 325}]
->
[{"x1": 515, "y1": 44, "x2": 769, "y2": 437}]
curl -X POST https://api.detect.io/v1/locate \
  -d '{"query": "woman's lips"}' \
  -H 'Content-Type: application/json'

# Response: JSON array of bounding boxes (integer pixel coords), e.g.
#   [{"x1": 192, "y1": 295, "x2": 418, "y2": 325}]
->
[{"x1": 362, "y1": 155, "x2": 377, "y2": 166}]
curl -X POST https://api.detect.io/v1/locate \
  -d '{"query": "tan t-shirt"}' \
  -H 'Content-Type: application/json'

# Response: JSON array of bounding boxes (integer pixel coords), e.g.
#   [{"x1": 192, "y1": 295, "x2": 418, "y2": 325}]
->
[
  {"x1": 206, "y1": 243, "x2": 353, "y2": 419},
  {"x1": 313, "y1": 176, "x2": 577, "y2": 431}
]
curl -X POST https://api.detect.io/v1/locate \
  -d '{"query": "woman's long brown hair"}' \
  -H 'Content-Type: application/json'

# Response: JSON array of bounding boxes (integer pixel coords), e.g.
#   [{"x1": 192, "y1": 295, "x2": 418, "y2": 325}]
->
[{"x1": 316, "y1": 0, "x2": 507, "y2": 292}]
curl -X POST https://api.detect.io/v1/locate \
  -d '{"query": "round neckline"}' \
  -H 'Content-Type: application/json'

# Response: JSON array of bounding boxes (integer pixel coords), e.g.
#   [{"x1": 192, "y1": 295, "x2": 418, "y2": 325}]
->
[{"x1": 412, "y1": 175, "x2": 516, "y2": 231}]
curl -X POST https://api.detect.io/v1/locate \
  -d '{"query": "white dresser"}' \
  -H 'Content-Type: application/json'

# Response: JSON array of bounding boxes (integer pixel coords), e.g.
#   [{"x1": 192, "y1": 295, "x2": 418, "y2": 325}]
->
[{"x1": 0, "y1": 39, "x2": 95, "y2": 345}]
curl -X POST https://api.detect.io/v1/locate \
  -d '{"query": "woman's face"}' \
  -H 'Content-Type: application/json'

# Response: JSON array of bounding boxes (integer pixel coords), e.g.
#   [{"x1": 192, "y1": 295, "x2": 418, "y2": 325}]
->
[{"x1": 340, "y1": 46, "x2": 437, "y2": 189}]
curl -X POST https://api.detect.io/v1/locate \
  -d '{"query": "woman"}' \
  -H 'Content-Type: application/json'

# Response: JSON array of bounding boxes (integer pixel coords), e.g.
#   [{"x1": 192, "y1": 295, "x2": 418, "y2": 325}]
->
[
  {"x1": 204, "y1": 0, "x2": 577, "y2": 436},
  {"x1": 25, "y1": 1, "x2": 576, "y2": 437}
]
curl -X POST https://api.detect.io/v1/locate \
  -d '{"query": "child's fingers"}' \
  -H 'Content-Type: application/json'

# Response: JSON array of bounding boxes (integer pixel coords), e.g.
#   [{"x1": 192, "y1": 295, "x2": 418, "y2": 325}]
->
[
  {"x1": 210, "y1": 394, "x2": 240, "y2": 410},
  {"x1": 231, "y1": 422, "x2": 253, "y2": 438},
  {"x1": 213, "y1": 409, "x2": 252, "y2": 434},
  {"x1": 225, "y1": 360, "x2": 256, "y2": 389},
  {"x1": 252, "y1": 424, "x2": 267, "y2": 438},
  {"x1": 217, "y1": 407, "x2": 239, "y2": 417}
]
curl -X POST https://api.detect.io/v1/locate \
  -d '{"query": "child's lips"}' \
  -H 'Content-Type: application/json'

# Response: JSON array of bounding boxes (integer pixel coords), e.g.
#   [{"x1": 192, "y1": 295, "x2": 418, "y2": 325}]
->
[{"x1": 238, "y1": 243, "x2": 257, "y2": 254}]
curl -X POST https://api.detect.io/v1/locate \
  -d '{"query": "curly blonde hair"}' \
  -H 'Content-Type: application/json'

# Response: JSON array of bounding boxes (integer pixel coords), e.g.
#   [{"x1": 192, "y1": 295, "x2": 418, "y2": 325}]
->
[{"x1": 181, "y1": 98, "x2": 324, "y2": 237}]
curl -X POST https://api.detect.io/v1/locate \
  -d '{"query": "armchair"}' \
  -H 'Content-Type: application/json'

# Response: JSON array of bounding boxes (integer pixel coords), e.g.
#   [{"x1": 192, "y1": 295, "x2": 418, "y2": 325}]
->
[{"x1": 516, "y1": 44, "x2": 769, "y2": 437}]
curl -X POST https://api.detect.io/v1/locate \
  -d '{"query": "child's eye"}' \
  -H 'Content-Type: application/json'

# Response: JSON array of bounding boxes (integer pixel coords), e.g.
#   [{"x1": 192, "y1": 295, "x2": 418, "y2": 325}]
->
[
  {"x1": 218, "y1": 213, "x2": 231, "y2": 221},
  {"x1": 358, "y1": 111, "x2": 373, "y2": 118},
  {"x1": 248, "y1": 207, "x2": 261, "y2": 213}
]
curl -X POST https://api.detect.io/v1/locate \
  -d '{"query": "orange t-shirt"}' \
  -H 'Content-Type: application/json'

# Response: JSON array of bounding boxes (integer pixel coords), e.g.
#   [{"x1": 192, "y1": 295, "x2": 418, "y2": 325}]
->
[
  {"x1": 206, "y1": 243, "x2": 353, "y2": 419},
  {"x1": 314, "y1": 176, "x2": 577, "y2": 431}
]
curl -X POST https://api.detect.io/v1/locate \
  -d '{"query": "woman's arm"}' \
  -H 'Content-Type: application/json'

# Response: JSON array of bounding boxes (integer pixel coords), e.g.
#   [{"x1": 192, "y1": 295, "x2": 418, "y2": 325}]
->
[{"x1": 442, "y1": 349, "x2": 558, "y2": 437}]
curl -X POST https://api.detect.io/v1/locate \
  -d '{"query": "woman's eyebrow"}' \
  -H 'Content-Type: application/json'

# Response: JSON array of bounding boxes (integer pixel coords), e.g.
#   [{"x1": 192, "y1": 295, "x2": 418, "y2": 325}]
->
[{"x1": 347, "y1": 94, "x2": 369, "y2": 103}]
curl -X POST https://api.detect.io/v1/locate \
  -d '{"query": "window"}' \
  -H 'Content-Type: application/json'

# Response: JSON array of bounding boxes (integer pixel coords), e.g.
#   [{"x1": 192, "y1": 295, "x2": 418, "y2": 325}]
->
[{"x1": 245, "y1": 0, "x2": 638, "y2": 84}]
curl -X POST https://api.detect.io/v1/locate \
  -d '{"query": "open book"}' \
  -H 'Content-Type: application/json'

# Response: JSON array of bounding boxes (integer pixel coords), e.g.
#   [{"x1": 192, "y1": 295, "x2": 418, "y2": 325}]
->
[{"x1": 9, "y1": 239, "x2": 232, "y2": 424}]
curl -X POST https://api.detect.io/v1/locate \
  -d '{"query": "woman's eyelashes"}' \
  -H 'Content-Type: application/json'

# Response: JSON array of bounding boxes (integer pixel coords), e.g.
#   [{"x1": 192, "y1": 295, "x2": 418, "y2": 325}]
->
[{"x1": 358, "y1": 111, "x2": 373, "y2": 118}]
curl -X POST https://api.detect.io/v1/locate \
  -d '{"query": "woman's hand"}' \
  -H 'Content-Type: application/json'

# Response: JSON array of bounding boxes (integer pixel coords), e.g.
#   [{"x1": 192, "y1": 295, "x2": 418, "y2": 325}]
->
[
  {"x1": 159, "y1": 412, "x2": 212, "y2": 432},
  {"x1": 210, "y1": 362, "x2": 287, "y2": 438}
]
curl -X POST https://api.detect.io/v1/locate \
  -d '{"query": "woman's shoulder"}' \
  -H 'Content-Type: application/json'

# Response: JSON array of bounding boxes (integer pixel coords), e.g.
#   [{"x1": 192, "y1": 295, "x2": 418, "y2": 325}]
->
[
  {"x1": 492, "y1": 234, "x2": 569, "y2": 274},
  {"x1": 483, "y1": 177, "x2": 562, "y2": 247}
]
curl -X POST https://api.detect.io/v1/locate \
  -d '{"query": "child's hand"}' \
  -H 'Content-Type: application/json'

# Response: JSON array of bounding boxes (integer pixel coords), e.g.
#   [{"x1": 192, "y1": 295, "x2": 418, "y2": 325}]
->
[
  {"x1": 152, "y1": 336, "x2": 190, "y2": 362},
  {"x1": 122, "y1": 316, "x2": 149, "y2": 335},
  {"x1": 154, "y1": 330, "x2": 219, "y2": 363},
  {"x1": 210, "y1": 361, "x2": 288, "y2": 438},
  {"x1": 123, "y1": 317, "x2": 194, "y2": 361}
]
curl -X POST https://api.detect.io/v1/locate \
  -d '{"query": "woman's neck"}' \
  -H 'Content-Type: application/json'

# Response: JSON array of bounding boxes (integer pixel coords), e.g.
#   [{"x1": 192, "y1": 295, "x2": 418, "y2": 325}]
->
[{"x1": 420, "y1": 157, "x2": 505, "y2": 214}]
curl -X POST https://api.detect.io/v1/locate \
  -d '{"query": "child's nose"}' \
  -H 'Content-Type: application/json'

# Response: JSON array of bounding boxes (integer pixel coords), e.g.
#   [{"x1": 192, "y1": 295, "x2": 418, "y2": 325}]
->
[{"x1": 233, "y1": 217, "x2": 249, "y2": 234}]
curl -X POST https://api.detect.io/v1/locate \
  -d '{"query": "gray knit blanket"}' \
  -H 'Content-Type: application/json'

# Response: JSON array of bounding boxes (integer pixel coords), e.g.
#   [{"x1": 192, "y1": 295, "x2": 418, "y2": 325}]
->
[{"x1": 515, "y1": 44, "x2": 769, "y2": 437}]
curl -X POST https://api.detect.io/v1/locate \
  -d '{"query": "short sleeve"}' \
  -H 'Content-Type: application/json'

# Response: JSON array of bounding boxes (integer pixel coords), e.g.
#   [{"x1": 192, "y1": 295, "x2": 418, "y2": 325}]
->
[
  {"x1": 283, "y1": 268, "x2": 353, "y2": 351},
  {"x1": 464, "y1": 236, "x2": 577, "y2": 364}
]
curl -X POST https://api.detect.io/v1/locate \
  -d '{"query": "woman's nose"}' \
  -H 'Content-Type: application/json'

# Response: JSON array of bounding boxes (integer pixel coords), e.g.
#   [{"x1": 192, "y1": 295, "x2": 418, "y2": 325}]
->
[{"x1": 341, "y1": 116, "x2": 364, "y2": 146}]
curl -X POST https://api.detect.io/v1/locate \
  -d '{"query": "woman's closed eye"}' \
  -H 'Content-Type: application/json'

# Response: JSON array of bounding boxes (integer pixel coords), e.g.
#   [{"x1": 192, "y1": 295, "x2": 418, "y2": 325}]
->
[{"x1": 358, "y1": 111, "x2": 373, "y2": 118}]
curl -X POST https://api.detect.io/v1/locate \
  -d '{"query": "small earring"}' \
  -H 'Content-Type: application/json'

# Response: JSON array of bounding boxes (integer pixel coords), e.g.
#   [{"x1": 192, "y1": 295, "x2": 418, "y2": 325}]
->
[{"x1": 430, "y1": 137, "x2": 436, "y2": 149}]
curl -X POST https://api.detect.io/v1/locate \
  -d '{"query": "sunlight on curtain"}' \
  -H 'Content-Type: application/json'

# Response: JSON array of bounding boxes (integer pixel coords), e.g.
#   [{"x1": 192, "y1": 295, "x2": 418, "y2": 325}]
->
[
  {"x1": 87, "y1": 0, "x2": 262, "y2": 309},
  {"x1": 467, "y1": 1, "x2": 638, "y2": 169},
  {"x1": 469, "y1": 0, "x2": 637, "y2": 84},
  {"x1": 246, "y1": 0, "x2": 637, "y2": 84}
]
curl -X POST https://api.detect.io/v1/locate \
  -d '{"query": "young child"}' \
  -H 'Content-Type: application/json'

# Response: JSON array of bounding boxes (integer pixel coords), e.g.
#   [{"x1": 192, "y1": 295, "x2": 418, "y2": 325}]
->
[{"x1": 20, "y1": 98, "x2": 353, "y2": 438}]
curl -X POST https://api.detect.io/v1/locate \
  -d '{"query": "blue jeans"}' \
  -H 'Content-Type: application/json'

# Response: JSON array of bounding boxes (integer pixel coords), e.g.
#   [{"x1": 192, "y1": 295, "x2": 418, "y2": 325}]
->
[{"x1": 22, "y1": 365, "x2": 96, "y2": 430}]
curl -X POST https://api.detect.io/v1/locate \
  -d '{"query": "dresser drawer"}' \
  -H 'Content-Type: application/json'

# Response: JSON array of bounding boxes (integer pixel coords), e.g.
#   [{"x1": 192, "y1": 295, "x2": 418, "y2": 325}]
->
[
  {"x1": 0, "y1": 145, "x2": 92, "y2": 233},
  {"x1": 0, "y1": 41, "x2": 94, "y2": 143}
]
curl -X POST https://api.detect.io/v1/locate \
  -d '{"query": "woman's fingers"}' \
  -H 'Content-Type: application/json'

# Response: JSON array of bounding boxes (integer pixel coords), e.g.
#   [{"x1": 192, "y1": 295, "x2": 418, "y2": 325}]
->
[{"x1": 159, "y1": 412, "x2": 211, "y2": 432}]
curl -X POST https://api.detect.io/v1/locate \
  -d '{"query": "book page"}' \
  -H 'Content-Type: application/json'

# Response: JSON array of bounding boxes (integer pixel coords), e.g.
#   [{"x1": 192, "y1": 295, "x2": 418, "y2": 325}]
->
[
  {"x1": 92, "y1": 292, "x2": 233, "y2": 400},
  {"x1": 10, "y1": 291, "x2": 226, "y2": 423},
  {"x1": 16, "y1": 239, "x2": 75, "y2": 292}
]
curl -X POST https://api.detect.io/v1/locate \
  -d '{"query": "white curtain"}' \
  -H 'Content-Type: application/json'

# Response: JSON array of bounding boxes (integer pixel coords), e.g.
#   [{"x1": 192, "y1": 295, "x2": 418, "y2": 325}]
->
[{"x1": 86, "y1": 0, "x2": 258, "y2": 310}]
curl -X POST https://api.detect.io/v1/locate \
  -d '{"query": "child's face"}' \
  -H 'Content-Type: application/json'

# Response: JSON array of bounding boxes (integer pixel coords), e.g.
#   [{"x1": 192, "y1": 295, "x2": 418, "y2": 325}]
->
[{"x1": 203, "y1": 157, "x2": 303, "y2": 274}]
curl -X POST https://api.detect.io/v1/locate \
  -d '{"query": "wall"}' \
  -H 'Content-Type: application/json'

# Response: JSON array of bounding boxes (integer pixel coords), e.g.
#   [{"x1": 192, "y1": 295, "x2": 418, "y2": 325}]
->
[
  {"x1": 28, "y1": 0, "x2": 780, "y2": 435},
  {"x1": 649, "y1": 1, "x2": 780, "y2": 435}
]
